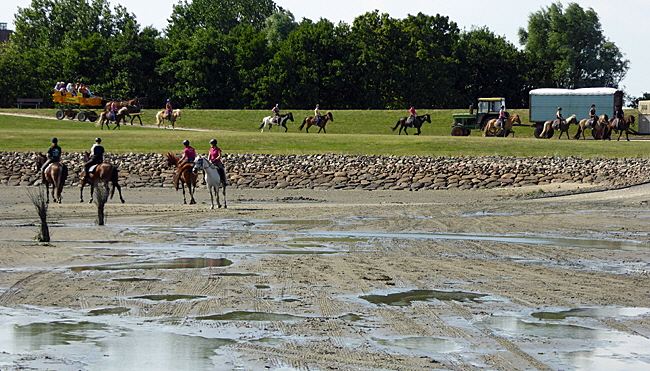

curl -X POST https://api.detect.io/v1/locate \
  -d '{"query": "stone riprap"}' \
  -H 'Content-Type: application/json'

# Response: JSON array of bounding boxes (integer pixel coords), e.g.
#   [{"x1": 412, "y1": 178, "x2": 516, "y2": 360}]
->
[{"x1": 2, "y1": 151, "x2": 649, "y2": 191}]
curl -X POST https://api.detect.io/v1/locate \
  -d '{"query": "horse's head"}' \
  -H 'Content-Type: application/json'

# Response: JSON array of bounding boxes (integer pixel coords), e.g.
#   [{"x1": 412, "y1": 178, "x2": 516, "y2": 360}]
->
[
  {"x1": 287, "y1": 112, "x2": 294, "y2": 121},
  {"x1": 423, "y1": 114, "x2": 431, "y2": 123},
  {"x1": 118, "y1": 107, "x2": 129, "y2": 115},
  {"x1": 628, "y1": 115, "x2": 636, "y2": 126},
  {"x1": 510, "y1": 114, "x2": 521, "y2": 125},
  {"x1": 34, "y1": 153, "x2": 46, "y2": 171},
  {"x1": 326, "y1": 112, "x2": 334, "y2": 121},
  {"x1": 192, "y1": 157, "x2": 205, "y2": 173},
  {"x1": 567, "y1": 114, "x2": 577, "y2": 124},
  {"x1": 165, "y1": 153, "x2": 178, "y2": 167}
]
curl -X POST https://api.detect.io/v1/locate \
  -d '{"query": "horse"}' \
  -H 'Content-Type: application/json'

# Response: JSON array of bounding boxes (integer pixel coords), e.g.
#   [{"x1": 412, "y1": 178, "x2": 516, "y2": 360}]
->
[
  {"x1": 104, "y1": 98, "x2": 141, "y2": 112},
  {"x1": 390, "y1": 114, "x2": 431, "y2": 135},
  {"x1": 573, "y1": 114, "x2": 609, "y2": 140},
  {"x1": 34, "y1": 153, "x2": 68, "y2": 203},
  {"x1": 79, "y1": 157, "x2": 124, "y2": 204},
  {"x1": 483, "y1": 114, "x2": 522, "y2": 137},
  {"x1": 192, "y1": 156, "x2": 226, "y2": 209},
  {"x1": 165, "y1": 153, "x2": 197, "y2": 204},
  {"x1": 156, "y1": 109, "x2": 182, "y2": 129},
  {"x1": 606, "y1": 115, "x2": 636, "y2": 141},
  {"x1": 298, "y1": 112, "x2": 334, "y2": 133},
  {"x1": 538, "y1": 114, "x2": 577, "y2": 139},
  {"x1": 259, "y1": 112, "x2": 294, "y2": 132},
  {"x1": 98, "y1": 107, "x2": 129, "y2": 130}
]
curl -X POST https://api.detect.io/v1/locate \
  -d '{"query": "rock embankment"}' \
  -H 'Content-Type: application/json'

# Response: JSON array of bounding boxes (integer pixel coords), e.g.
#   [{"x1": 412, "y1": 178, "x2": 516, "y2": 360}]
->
[{"x1": 2, "y1": 151, "x2": 649, "y2": 191}]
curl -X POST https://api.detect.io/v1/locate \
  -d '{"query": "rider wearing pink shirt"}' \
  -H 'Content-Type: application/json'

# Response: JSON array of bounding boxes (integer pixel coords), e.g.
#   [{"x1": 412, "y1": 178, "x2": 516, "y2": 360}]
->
[
  {"x1": 181, "y1": 140, "x2": 195, "y2": 164},
  {"x1": 208, "y1": 139, "x2": 227, "y2": 187}
]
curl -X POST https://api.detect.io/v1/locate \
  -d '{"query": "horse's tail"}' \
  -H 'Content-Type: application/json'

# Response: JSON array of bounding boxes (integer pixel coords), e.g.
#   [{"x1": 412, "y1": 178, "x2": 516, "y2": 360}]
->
[
  {"x1": 60, "y1": 163, "x2": 68, "y2": 183},
  {"x1": 573, "y1": 127, "x2": 582, "y2": 139},
  {"x1": 391, "y1": 120, "x2": 400, "y2": 131},
  {"x1": 156, "y1": 111, "x2": 162, "y2": 127},
  {"x1": 299, "y1": 118, "x2": 306, "y2": 131},
  {"x1": 109, "y1": 167, "x2": 119, "y2": 199},
  {"x1": 258, "y1": 120, "x2": 265, "y2": 130}
]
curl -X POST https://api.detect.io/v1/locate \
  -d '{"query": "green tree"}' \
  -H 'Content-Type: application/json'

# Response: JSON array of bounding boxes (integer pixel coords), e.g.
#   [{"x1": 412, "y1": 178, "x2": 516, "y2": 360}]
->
[
  {"x1": 263, "y1": 9, "x2": 298, "y2": 49},
  {"x1": 518, "y1": 2, "x2": 629, "y2": 88},
  {"x1": 454, "y1": 27, "x2": 529, "y2": 107}
]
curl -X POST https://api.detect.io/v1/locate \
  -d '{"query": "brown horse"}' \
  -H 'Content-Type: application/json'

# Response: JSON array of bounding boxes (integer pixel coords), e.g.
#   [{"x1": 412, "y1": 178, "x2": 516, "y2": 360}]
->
[
  {"x1": 483, "y1": 114, "x2": 521, "y2": 137},
  {"x1": 573, "y1": 114, "x2": 609, "y2": 140},
  {"x1": 298, "y1": 112, "x2": 334, "y2": 133},
  {"x1": 165, "y1": 153, "x2": 198, "y2": 204},
  {"x1": 538, "y1": 115, "x2": 577, "y2": 139},
  {"x1": 390, "y1": 114, "x2": 431, "y2": 135},
  {"x1": 156, "y1": 109, "x2": 182, "y2": 129},
  {"x1": 103, "y1": 98, "x2": 142, "y2": 112},
  {"x1": 79, "y1": 158, "x2": 124, "y2": 204},
  {"x1": 606, "y1": 115, "x2": 636, "y2": 141},
  {"x1": 34, "y1": 153, "x2": 68, "y2": 203},
  {"x1": 98, "y1": 107, "x2": 129, "y2": 130}
]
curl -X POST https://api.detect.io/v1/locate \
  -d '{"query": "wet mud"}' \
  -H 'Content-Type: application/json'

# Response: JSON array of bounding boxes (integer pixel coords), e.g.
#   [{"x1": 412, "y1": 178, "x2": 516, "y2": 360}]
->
[{"x1": 1, "y1": 184, "x2": 650, "y2": 370}]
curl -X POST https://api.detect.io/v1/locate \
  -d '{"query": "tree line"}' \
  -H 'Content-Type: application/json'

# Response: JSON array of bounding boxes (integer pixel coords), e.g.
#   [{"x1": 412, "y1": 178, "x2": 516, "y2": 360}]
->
[{"x1": 0, "y1": 0, "x2": 631, "y2": 110}]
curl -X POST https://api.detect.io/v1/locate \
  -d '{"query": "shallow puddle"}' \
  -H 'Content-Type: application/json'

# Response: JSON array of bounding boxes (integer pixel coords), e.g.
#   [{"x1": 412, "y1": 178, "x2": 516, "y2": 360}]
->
[
  {"x1": 374, "y1": 336, "x2": 461, "y2": 354},
  {"x1": 69, "y1": 257, "x2": 233, "y2": 272},
  {"x1": 197, "y1": 311, "x2": 304, "y2": 321},
  {"x1": 360, "y1": 289, "x2": 488, "y2": 307},
  {"x1": 88, "y1": 307, "x2": 131, "y2": 316},
  {"x1": 130, "y1": 294, "x2": 207, "y2": 302},
  {"x1": 111, "y1": 277, "x2": 161, "y2": 282},
  {"x1": 532, "y1": 307, "x2": 650, "y2": 320}
]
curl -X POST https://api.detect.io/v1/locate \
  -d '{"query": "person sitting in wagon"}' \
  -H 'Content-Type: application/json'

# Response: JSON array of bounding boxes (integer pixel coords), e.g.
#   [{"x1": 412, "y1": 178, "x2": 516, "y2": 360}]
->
[{"x1": 79, "y1": 84, "x2": 90, "y2": 98}]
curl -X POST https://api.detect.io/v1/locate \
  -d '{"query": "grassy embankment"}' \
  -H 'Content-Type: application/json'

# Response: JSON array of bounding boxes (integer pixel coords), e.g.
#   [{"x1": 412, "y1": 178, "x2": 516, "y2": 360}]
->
[{"x1": 0, "y1": 108, "x2": 646, "y2": 158}]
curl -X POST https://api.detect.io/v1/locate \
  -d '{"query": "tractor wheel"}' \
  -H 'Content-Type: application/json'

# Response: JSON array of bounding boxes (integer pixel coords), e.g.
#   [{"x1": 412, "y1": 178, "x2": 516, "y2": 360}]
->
[
  {"x1": 534, "y1": 126, "x2": 554, "y2": 139},
  {"x1": 55, "y1": 109, "x2": 64, "y2": 120},
  {"x1": 464, "y1": 129, "x2": 471, "y2": 136},
  {"x1": 451, "y1": 127, "x2": 464, "y2": 136},
  {"x1": 77, "y1": 112, "x2": 87, "y2": 122}
]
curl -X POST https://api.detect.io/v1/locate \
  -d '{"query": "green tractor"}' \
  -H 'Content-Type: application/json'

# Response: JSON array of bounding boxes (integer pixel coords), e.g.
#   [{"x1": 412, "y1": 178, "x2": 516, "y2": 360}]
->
[{"x1": 451, "y1": 97, "x2": 506, "y2": 136}]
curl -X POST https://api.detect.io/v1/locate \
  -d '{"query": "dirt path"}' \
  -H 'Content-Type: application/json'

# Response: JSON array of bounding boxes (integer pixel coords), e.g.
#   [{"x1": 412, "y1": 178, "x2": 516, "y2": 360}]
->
[{"x1": 1, "y1": 184, "x2": 649, "y2": 370}]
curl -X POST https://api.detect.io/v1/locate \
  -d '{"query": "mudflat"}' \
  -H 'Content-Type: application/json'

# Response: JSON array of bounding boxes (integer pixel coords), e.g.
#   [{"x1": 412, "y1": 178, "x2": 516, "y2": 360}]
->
[{"x1": 1, "y1": 182, "x2": 649, "y2": 370}]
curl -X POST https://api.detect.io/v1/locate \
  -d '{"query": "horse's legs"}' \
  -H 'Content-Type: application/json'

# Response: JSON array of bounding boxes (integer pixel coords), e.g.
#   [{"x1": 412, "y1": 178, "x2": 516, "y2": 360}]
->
[
  {"x1": 188, "y1": 180, "x2": 196, "y2": 204},
  {"x1": 282, "y1": 123, "x2": 288, "y2": 132},
  {"x1": 416, "y1": 127, "x2": 421, "y2": 135},
  {"x1": 113, "y1": 181, "x2": 125, "y2": 203}
]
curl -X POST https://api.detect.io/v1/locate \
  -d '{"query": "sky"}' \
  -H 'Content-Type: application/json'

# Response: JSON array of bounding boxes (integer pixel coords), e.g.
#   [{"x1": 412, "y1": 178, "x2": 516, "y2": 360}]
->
[{"x1": 1, "y1": 0, "x2": 648, "y2": 99}]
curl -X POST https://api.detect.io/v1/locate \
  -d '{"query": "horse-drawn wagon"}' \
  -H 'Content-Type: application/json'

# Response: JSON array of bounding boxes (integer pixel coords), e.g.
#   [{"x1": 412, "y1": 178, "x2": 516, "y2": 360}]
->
[
  {"x1": 451, "y1": 97, "x2": 507, "y2": 136},
  {"x1": 52, "y1": 92, "x2": 103, "y2": 122}
]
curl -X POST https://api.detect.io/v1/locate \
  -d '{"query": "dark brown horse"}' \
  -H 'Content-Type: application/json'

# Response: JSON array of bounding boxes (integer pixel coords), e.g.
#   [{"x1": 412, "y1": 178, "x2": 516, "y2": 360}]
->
[
  {"x1": 34, "y1": 153, "x2": 68, "y2": 203},
  {"x1": 79, "y1": 157, "x2": 124, "y2": 204},
  {"x1": 606, "y1": 115, "x2": 636, "y2": 141},
  {"x1": 98, "y1": 107, "x2": 129, "y2": 130},
  {"x1": 391, "y1": 114, "x2": 431, "y2": 135},
  {"x1": 166, "y1": 153, "x2": 198, "y2": 204},
  {"x1": 104, "y1": 98, "x2": 142, "y2": 113},
  {"x1": 298, "y1": 112, "x2": 334, "y2": 133}
]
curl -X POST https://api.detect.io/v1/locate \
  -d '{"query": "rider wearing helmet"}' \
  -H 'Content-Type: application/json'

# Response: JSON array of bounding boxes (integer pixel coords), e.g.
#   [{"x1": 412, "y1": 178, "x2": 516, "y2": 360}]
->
[
  {"x1": 208, "y1": 139, "x2": 227, "y2": 187},
  {"x1": 498, "y1": 105, "x2": 506, "y2": 128},
  {"x1": 83, "y1": 138, "x2": 104, "y2": 182},
  {"x1": 180, "y1": 139, "x2": 195, "y2": 165},
  {"x1": 314, "y1": 104, "x2": 321, "y2": 127},
  {"x1": 589, "y1": 104, "x2": 597, "y2": 127},
  {"x1": 272, "y1": 103, "x2": 280, "y2": 123},
  {"x1": 42, "y1": 137, "x2": 62, "y2": 181},
  {"x1": 166, "y1": 99, "x2": 173, "y2": 119},
  {"x1": 554, "y1": 107, "x2": 564, "y2": 129}
]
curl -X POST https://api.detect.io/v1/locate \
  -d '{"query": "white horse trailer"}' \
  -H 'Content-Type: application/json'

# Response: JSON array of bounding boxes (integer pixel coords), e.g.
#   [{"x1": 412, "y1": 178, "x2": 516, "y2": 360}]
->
[
  {"x1": 638, "y1": 100, "x2": 650, "y2": 135},
  {"x1": 529, "y1": 88, "x2": 623, "y2": 138}
]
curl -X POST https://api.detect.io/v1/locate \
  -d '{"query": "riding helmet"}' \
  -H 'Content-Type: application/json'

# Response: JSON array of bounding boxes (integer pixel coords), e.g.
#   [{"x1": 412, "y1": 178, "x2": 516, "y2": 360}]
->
[
  {"x1": 209, "y1": 139, "x2": 217, "y2": 145},
  {"x1": 183, "y1": 140, "x2": 189, "y2": 146},
  {"x1": 51, "y1": 137, "x2": 58, "y2": 143},
  {"x1": 95, "y1": 137, "x2": 101, "y2": 143},
  {"x1": 557, "y1": 107, "x2": 562, "y2": 110}
]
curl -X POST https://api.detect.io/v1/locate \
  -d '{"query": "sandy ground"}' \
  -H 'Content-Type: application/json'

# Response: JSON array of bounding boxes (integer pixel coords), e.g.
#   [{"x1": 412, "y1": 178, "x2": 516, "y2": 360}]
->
[{"x1": 1, "y1": 182, "x2": 650, "y2": 370}]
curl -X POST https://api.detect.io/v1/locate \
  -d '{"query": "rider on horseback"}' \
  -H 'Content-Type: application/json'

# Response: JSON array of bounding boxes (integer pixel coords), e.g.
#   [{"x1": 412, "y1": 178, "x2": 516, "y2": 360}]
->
[
  {"x1": 497, "y1": 105, "x2": 506, "y2": 128},
  {"x1": 407, "y1": 106, "x2": 417, "y2": 127},
  {"x1": 553, "y1": 107, "x2": 563, "y2": 129},
  {"x1": 588, "y1": 104, "x2": 597, "y2": 127},
  {"x1": 42, "y1": 137, "x2": 61, "y2": 182},
  {"x1": 209, "y1": 139, "x2": 227, "y2": 188},
  {"x1": 165, "y1": 99, "x2": 173, "y2": 119},
  {"x1": 613, "y1": 105, "x2": 624, "y2": 129},
  {"x1": 314, "y1": 104, "x2": 321, "y2": 127},
  {"x1": 272, "y1": 104, "x2": 280, "y2": 123},
  {"x1": 180, "y1": 140, "x2": 195, "y2": 165},
  {"x1": 83, "y1": 138, "x2": 104, "y2": 183}
]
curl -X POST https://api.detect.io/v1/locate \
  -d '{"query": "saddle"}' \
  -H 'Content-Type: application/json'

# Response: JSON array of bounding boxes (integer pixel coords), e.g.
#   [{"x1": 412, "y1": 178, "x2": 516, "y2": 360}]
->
[
  {"x1": 612, "y1": 118, "x2": 620, "y2": 129},
  {"x1": 271, "y1": 117, "x2": 278, "y2": 124},
  {"x1": 552, "y1": 119, "x2": 563, "y2": 130},
  {"x1": 89, "y1": 164, "x2": 99, "y2": 173},
  {"x1": 406, "y1": 117, "x2": 416, "y2": 127},
  {"x1": 587, "y1": 118, "x2": 594, "y2": 128},
  {"x1": 108, "y1": 111, "x2": 116, "y2": 121}
]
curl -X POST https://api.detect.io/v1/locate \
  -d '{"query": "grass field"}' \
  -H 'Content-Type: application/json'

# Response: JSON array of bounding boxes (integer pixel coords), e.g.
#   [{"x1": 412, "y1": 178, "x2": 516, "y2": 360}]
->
[{"x1": 0, "y1": 108, "x2": 646, "y2": 158}]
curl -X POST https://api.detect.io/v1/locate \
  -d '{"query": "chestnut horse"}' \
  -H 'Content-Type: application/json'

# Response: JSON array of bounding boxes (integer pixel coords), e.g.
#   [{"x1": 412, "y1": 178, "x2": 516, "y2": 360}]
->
[
  {"x1": 573, "y1": 114, "x2": 609, "y2": 140},
  {"x1": 79, "y1": 158, "x2": 124, "y2": 204},
  {"x1": 390, "y1": 114, "x2": 431, "y2": 135},
  {"x1": 98, "y1": 107, "x2": 129, "y2": 130},
  {"x1": 34, "y1": 153, "x2": 68, "y2": 203},
  {"x1": 165, "y1": 153, "x2": 197, "y2": 204},
  {"x1": 606, "y1": 115, "x2": 636, "y2": 141},
  {"x1": 539, "y1": 114, "x2": 577, "y2": 139},
  {"x1": 483, "y1": 114, "x2": 522, "y2": 137},
  {"x1": 298, "y1": 112, "x2": 334, "y2": 133}
]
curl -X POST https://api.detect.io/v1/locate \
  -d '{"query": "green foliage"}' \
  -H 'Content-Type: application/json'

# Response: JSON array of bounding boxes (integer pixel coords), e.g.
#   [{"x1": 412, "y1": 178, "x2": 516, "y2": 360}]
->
[{"x1": 518, "y1": 2, "x2": 629, "y2": 89}]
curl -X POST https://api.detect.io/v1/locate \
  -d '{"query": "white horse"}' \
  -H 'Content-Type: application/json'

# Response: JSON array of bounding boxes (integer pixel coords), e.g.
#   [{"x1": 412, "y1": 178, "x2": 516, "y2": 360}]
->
[
  {"x1": 192, "y1": 156, "x2": 226, "y2": 209},
  {"x1": 156, "y1": 109, "x2": 182, "y2": 129},
  {"x1": 258, "y1": 112, "x2": 294, "y2": 132}
]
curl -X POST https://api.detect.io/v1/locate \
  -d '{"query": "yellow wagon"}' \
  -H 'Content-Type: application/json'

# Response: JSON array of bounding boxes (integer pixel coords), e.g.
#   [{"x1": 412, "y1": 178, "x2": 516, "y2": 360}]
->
[{"x1": 52, "y1": 92, "x2": 103, "y2": 122}]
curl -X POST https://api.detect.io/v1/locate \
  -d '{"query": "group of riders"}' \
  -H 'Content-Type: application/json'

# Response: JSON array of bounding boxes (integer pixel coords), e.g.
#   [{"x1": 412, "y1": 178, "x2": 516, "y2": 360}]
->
[
  {"x1": 551, "y1": 104, "x2": 625, "y2": 130},
  {"x1": 271, "y1": 103, "x2": 326, "y2": 127},
  {"x1": 40, "y1": 136, "x2": 228, "y2": 189}
]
